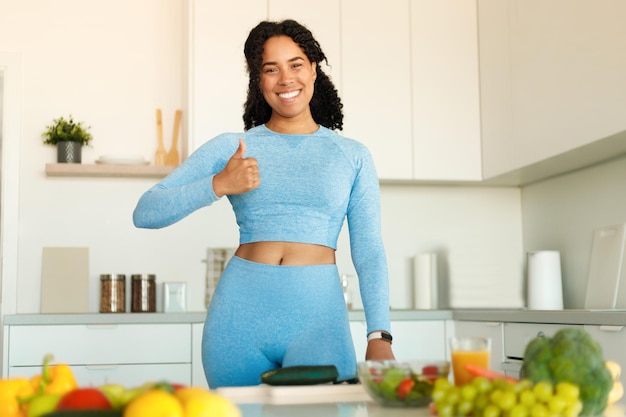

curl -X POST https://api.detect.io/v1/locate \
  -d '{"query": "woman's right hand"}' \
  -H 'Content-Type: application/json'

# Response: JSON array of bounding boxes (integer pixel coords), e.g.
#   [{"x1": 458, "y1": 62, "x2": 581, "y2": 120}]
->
[{"x1": 213, "y1": 138, "x2": 260, "y2": 197}]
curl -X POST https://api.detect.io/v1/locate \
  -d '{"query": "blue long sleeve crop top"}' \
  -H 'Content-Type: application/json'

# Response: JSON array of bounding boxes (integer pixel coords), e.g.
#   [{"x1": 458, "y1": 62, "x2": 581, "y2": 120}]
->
[{"x1": 133, "y1": 125, "x2": 391, "y2": 334}]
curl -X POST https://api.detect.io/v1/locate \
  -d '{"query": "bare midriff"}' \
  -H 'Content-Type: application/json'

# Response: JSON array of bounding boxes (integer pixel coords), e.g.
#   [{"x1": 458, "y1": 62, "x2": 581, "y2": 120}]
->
[{"x1": 235, "y1": 241, "x2": 336, "y2": 266}]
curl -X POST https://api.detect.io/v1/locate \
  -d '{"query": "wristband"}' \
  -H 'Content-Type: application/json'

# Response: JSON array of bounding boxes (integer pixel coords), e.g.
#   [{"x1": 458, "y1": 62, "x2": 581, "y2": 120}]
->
[{"x1": 367, "y1": 331, "x2": 393, "y2": 344}]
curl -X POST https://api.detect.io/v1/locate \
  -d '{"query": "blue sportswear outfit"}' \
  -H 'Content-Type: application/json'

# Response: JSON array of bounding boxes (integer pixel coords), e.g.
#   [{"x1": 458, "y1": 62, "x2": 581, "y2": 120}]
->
[{"x1": 133, "y1": 124, "x2": 391, "y2": 388}]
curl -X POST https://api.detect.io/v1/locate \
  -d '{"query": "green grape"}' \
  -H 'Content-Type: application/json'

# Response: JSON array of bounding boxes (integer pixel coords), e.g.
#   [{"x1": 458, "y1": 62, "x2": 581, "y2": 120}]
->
[
  {"x1": 548, "y1": 395, "x2": 567, "y2": 414},
  {"x1": 473, "y1": 376, "x2": 493, "y2": 393},
  {"x1": 461, "y1": 384, "x2": 478, "y2": 401},
  {"x1": 489, "y1": 388, "x2": 503, "y2": 404},
  {"x1": 444, "y1": 386, "x2": 461, "y2": 405},
  {"x1": 437, "y1": 402, "x2": 455, "y2": 417},
  {"x1": 483, "y1": 403, "x2": 502, "y2": 417},
  {"x1": 434, "y1": 377, "x2": 452, "y2": 391},
  {"x1": 529, "y1": 402, "x2": 550, "y2": 417},
  {"x1": 457, "y1": 399, "x2": 474, "y2": 416},
  {"x1": 432, "y1": 387, "x2": 448, "y2": 403},
  {"x1": 532, "y1": 381, "x2": 553, "y2": 403},
  {"x1": 512, "y1": 379, "x2": 533, "y2": 394},
  {"x1": 474, "y1": 392, "x2": 491, "y2": 411},
  {"x1": 519, "y1": 389, "x2": 536, "y2": 408},
  {"x1": 555, "y1": 381, "x2": 580, "y2": 403},
  {"x1": 509, "y1": 404, "x2": 530, "y2": 417},
  {"x1": 563, "y1": 400, "x2": 583, "y2": 417},
  {"x1": 497, "y1": 390, "x2": 517, "y2": 411}
]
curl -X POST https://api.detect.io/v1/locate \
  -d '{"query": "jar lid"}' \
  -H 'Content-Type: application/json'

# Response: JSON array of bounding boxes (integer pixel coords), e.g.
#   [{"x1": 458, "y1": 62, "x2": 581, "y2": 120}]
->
[
  {"x1": 131, "y1": 274, "x2": 156, "y2": 281},
  {"x1": 100, "y1": 274, "x2": 126, "y2": 281}
]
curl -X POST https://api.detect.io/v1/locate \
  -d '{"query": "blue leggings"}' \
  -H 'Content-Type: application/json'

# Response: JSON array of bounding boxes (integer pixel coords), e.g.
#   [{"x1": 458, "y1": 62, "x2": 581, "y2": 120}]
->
[{"x1": 201, "y1": 256, "x2": 357, "y2": 388}]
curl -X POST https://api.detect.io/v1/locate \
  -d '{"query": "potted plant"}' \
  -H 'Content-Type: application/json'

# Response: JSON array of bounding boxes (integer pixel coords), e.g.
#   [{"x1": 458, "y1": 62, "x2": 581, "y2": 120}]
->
[{"x1": 42, "y1": 115, "x2": 93, "y2": 163}]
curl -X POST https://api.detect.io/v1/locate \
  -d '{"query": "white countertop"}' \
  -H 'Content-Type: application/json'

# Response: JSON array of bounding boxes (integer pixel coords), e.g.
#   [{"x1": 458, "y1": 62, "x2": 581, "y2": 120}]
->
[{"x1": 4, "y1": 308, "x2": 626, "y2": 326}]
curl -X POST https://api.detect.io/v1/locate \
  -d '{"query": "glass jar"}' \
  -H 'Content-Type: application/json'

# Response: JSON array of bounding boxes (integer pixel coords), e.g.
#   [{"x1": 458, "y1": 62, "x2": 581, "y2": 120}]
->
[
  {"x1": 100, "y1": 274, "x2": 126, "y2": 313},
  {"x1": 131, "y1": 274, "x2": 156, "y2": 312}
]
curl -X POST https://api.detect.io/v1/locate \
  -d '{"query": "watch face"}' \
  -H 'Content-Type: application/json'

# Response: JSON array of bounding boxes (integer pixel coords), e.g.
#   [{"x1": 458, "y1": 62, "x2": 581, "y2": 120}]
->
[{"x1": 381, "y1": 333, "x2": 392, "y2": 341}]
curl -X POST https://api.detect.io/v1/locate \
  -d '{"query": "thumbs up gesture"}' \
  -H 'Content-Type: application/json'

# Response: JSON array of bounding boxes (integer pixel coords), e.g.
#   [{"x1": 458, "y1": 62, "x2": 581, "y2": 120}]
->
[{"x1": 213, "y1": 139, "x2": 260, "y2": 197}]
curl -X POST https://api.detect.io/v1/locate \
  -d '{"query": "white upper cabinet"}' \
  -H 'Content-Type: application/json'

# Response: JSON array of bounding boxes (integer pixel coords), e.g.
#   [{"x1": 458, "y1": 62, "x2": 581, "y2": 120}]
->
[
  {"x1": 340, "y1": 0, "x2": 414, "y2": 180},
  {"x1": 189, "y1": 0, "x2": 484, "y2": 181},
  {"x1": 188, "y1": 0, "x2": 266, "y2": 151},
  {"x1": 410, "y1": 0, "x2": 482, "y2": 181},
  {"x1": 480, "y1": 0, "x2": 626, "y2": 182}
]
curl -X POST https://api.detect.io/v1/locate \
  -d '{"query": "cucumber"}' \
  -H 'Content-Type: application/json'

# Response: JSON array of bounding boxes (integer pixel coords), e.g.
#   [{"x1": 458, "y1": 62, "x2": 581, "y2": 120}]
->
[{"x1": 261, "y1": 365, "x2": 339, "y2": 386}]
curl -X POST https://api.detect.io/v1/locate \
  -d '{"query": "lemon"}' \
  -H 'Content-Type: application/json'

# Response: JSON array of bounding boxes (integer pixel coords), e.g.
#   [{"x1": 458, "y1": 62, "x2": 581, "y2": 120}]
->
[
  {"x1": 175, "y1": 387, "x2": 241, "y2": 417},
  {"x1": 124, "y1": 389, "x2": 184, "y2": 417}
]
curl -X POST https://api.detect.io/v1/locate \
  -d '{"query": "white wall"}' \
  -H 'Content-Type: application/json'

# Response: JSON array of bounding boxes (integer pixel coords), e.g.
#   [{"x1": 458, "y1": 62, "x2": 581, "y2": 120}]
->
[
  {"x1": 0, "y1": 0, "x2": 525, "y2": 315},
  {"x1": 521, "y1": 154, "x2": 626, "y2": 309}
]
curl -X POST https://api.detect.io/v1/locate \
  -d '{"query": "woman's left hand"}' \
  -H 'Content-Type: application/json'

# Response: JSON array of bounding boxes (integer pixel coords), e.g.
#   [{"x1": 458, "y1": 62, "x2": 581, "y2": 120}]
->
[{"x1": 365, "y1": 339, "x2": 395, "y2": 361}]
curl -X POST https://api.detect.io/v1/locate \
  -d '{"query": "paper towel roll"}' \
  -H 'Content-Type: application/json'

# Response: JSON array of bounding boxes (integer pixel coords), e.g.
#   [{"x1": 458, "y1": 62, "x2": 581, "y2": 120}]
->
[
  {"x1": 527, "y1": 250, "x2": 563, "y2": 310},
  {"x1": 413, "y1": 253, "x2": 438, "y2": 309}
]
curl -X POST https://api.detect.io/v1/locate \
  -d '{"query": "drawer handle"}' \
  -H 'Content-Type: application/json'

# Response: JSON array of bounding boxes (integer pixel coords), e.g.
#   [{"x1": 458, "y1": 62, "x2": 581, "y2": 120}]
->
[
  {"x1": 85, "y1": 325, "x2": 118, "y2": 330},
  {"x1": 599, "y1": 325, "x2": 624, "y2": 332}
]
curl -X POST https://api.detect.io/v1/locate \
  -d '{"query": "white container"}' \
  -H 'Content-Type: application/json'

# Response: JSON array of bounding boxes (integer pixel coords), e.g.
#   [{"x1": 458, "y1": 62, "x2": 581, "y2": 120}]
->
[
  {"x1": 413, "y1": 253, "x2": 438, "y2": 309},
  {"x1": 527, "y1": 250, "x2": 563, "y2": 310}
]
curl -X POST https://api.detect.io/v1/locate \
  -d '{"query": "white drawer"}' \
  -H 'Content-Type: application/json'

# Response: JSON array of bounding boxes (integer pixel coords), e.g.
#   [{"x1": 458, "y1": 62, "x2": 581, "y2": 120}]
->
[
  {"x1": 503, "y1": 323, "x2": 581, "y2": 359},
  {"x1": 7, "y1": 323, "x2": 191, "y2": 366},
  {"x1": 8, "y1": 363, "x2": 191, "y2": 387}
]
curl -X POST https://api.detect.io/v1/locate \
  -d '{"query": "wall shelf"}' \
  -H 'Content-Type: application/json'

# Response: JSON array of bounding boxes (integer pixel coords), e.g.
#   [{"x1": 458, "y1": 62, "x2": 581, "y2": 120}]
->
[{"x1": 45, "y1": 163, "x2": 175, "y2": 178}]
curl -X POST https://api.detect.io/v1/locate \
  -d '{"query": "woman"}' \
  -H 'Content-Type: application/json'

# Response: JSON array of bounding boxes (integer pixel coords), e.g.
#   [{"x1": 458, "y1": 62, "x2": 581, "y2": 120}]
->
[{"x1": 133, "y1": 19, "x2": 394, "y2": 388}]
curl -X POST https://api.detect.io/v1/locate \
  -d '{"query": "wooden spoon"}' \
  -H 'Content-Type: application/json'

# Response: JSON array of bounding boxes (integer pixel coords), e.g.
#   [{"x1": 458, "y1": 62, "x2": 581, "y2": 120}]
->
[
  {"x1": 165, "y1": 109, "x2": 182, "y2": 166},
  {"x1": 155, "y1": 109, "x2": 166, "y2": 166}
]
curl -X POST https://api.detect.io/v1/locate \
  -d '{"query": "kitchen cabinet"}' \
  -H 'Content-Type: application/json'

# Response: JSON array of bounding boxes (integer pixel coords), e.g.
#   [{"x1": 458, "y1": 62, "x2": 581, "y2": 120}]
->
[
  {"x1": 340, "y1": 0, "x2": 413, "y2": 180},
  {"x1": 480, "y1": 0, "x2": 626, "y2": 182},
  {"x1": 3, "y1": 322, "x2": 192, "y2": 387},
  {"x1": 189, "y1": 0, "x2": 484, "y2": 182},
  {"x1": 192, "y1": 322, "x2": 209, "y2": 388},
  {"x1": 409, "y1": 0, "x2": 482, "y2": 181},
  {"x1": 350, "y1": 320, "x2": 447, "y2": 362}
]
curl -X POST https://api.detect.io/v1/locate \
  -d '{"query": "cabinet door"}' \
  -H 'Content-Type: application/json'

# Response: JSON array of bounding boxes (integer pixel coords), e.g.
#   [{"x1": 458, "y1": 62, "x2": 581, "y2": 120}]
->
[
  {"x1": 189, "y1": 0, "x2": 266, "y2": 151},
  {"x1": 340, "y1": 0, "x2": 413, "y2": 180},
  {"x1": 7, "y1": 324, "x2": 191, "y2": 366},
  {"x1": 482, "y1": 0, "x2": 626, "y2": 179},
  {"x1": 8, "y1": 364, "x2": 190, "y2": 387},
  {"x1": 410, "y1": 0, "x2": 482, "y2": 181},
  {"x1": 191, "y1": 322, "x2": 210, "y2": 388},
  {"x1": 454, "y1": 321, "x2": 503, "y2": 373}
]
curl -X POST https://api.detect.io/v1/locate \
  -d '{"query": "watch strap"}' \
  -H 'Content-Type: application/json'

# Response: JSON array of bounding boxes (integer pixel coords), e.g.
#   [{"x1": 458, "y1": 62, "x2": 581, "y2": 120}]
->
[{"x1": 367, "y1": 331, "x2": 393, "y2": 344}]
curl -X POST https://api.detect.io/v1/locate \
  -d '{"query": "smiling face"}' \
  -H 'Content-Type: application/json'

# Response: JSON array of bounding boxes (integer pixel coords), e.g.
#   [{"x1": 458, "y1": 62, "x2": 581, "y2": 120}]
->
[{"x1": 259, "y1": 35, "x2": 318, "y2": 133}]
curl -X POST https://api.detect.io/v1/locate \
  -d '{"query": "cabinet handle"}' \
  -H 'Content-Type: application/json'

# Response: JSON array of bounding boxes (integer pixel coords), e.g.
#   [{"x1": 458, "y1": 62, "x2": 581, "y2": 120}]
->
[
  {"x1": 85, "y1": 325, "x2": 118, "y2": 330},
  {"x1": 598, "y1": 325, "x2": 624, "y2": 332}
]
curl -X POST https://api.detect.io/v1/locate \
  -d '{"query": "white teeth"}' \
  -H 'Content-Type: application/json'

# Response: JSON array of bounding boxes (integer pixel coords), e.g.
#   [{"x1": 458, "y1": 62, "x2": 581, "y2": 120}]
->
[{"x1": 279, "y1": 90, "x2": 300, "y2": 99}]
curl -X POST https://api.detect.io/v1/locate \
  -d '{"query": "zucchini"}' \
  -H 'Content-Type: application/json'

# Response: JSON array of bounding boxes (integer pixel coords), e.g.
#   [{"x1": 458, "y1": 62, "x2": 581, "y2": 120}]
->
[{"x1": 261, "y1": 365, "x2": 339, "y2": 385}]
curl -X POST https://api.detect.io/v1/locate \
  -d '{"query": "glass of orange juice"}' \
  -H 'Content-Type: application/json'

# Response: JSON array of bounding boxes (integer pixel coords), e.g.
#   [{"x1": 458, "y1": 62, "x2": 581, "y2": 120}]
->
[{"x1": 449, "y1": 337, "x2": 491, "y2": 386}]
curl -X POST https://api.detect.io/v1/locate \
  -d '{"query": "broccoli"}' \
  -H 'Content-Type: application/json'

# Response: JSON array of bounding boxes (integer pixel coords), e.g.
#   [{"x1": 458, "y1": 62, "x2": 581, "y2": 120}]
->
[{"x1": 522, "y1": 328, "x2": 613, "y2": 416}]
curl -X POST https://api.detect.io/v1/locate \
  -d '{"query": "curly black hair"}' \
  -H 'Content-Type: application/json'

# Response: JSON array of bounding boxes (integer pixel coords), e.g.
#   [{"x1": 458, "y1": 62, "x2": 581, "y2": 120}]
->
[{"x1": 243, "y1": 19, "x2": 343, "y2": 131}]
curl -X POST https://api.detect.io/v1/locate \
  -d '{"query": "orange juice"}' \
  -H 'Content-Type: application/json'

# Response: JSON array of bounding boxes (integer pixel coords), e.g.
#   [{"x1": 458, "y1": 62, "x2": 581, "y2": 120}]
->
[{"x1": 451, "y1": 349, "x2": 490, "y2": 386}]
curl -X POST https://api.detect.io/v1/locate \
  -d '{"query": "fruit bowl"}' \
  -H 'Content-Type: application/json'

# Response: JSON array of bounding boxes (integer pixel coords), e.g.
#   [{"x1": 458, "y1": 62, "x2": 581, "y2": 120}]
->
[{"x1": 358, "y1": 360, "x2": 449, "y2": 407}]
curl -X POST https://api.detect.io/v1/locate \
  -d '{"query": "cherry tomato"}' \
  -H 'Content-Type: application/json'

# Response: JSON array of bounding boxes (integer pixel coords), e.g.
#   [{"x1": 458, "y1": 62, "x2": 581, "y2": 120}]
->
[
  {"x1": 422, "y1": 365, "x2": 440, "y2": 382},
  {"x1": 397, "y1": 378, "x2": 415, "y2": 399}
]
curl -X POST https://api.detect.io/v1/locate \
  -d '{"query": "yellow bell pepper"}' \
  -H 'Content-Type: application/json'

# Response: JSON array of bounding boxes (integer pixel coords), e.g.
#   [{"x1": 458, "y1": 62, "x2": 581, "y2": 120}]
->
[
  {"x1": 0, "y1": 377, "x2": 33, "y2": 417},
  {"x1": 29, "y1": 354, "x2": 77, "y2": 396}
]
